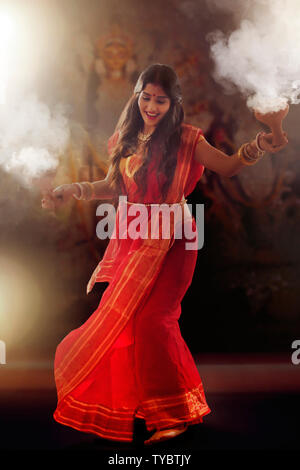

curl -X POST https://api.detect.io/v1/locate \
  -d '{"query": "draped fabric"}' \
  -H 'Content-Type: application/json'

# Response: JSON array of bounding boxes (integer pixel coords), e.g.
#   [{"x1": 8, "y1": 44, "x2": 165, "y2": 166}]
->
[{"x1": 53, "y1": 123, "x2": 211, "y2": 442}]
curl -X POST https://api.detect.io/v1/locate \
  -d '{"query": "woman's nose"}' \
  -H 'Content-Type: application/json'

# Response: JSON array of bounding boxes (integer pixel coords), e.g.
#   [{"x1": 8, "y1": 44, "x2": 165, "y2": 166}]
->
[{"x1": 146, "y1": 100, "x2": 157, "y2": 112}]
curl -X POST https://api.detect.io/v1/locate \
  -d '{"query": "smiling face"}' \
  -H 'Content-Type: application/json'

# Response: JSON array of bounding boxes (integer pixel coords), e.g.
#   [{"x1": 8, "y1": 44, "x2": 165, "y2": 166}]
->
[{"x1": 137, "y1": 83, "x2": 171, "y2": 134}]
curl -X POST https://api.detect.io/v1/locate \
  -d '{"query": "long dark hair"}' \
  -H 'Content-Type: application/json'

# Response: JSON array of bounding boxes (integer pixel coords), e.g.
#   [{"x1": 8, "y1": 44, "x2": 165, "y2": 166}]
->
[{"x1": 107, "y1": 63, "x2": 184, "y2": 201}]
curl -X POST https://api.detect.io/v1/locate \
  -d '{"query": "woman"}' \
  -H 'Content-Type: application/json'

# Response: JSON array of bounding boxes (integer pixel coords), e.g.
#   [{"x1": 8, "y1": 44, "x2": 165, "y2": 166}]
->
[{"x1": 42, "y1": 64, "x2": 288, "y2": 445}]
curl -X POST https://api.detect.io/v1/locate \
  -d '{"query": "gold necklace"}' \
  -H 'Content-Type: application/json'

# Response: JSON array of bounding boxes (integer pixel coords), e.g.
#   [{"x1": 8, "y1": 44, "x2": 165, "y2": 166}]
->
[{"x1": 137, "y1": 131, "x2": 152, "y2": 142}]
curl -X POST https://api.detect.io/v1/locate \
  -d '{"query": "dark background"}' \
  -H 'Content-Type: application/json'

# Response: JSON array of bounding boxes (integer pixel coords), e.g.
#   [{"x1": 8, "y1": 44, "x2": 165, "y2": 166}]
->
[{"x1": 0, "y1": 0, "x2": 299, "y2": 364}]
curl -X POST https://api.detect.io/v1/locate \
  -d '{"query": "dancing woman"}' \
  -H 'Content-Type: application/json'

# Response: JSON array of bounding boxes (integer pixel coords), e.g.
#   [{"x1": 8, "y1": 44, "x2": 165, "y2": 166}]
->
[{"x1": 42, "y1": 63, "x2": 288, "y2": 445}]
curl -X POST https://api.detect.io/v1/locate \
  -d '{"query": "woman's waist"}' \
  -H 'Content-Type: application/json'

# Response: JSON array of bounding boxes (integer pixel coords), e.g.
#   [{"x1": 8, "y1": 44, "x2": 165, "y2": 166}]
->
[
  {"x1": 118, "y1": 196, "x2": 189, "y2": 223},
  {"x1": 116, "y1": 196, "x2": 194, "y2": 237},
  {"x1": 120, "y1": 194, "x2": 187, "y2": 207}
]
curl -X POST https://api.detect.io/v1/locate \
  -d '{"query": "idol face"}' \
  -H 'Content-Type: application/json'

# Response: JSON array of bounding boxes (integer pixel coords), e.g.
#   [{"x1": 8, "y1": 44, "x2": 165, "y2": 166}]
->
[
  {"x1": 102, "y1": 43, "x2": 130, "y2": 72},
  {"x1": 138, "y1": 83, "x2": 171, "y2": 133}
]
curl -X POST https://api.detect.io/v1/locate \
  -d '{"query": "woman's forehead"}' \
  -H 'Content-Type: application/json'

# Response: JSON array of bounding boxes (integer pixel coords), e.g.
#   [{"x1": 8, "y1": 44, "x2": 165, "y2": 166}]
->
[{"x1": 142, "y1": 83, "x2": 168, "y2": 97}]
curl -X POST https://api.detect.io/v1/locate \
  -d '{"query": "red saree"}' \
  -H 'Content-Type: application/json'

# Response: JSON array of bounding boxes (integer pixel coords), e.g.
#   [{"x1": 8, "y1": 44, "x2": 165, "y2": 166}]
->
[{"x1": 53, "y1": 123, "x2": 211, "y2": 442}]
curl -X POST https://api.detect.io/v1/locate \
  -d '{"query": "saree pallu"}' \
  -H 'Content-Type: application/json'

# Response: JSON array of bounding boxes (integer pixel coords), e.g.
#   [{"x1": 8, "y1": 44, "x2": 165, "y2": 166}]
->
[{"x1": 53, "y1": 123, "x2": 211, "y2": 442}]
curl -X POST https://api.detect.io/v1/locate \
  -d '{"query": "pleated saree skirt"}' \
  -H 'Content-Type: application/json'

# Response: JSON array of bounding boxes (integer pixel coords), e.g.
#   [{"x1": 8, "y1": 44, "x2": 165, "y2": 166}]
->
[{"x1": 53, "y1": 230, "x2": 211, "y2": 442}]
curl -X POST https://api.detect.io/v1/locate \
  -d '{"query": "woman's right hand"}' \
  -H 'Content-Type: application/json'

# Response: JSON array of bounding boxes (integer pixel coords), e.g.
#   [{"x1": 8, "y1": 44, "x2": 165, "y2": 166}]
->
[{"x1": 41, "y1": 184, "x2": 78, "y2": 210}]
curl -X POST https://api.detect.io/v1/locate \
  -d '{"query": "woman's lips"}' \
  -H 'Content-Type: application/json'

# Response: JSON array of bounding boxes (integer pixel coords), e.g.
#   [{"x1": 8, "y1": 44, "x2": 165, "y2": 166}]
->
[{"x1": 145, "y1": 112, "x2": 159, "y2": 120}]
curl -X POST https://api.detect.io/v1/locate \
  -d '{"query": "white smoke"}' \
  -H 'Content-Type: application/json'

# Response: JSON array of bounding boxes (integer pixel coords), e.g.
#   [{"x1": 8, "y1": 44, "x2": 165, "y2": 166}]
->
[
  {"x1": 206, "y1": 0, "x2": 300, "y2": 113},
  {"x1": 0, "y1": 94, "x2": 70, "y2": 187},
  {"x1": 0, "y1": 3, "x2": 72, "y2": 189}
]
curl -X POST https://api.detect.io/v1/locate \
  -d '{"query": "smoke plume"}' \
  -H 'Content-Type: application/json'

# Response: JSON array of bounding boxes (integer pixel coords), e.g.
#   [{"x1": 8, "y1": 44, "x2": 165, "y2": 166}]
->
[
  {"x1": 206, "y1": 0, "x2": 300, "y2": 113},
  {"x1": 0, "y1": 94, "x2": 70, "y2": 188}
]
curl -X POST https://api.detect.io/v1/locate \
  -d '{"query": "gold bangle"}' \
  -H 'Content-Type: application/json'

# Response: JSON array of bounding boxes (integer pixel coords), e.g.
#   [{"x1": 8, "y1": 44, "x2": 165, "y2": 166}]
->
[
  {"x1": 255, "y1": 132, "x2": 266, "y2": 156},
  {"x1": 72, "y1": 183, "x2": 83, "y2": 200},
  {"x1": 85, "y1": 181, "x2": 95, "y2": 200},
  {"x1": 244, "y1": 143, "x2": 260, "y2": 161},
  {"x1": 237, "y1": 144, "x2": 260, "y2": 166},
  {"x1": 80, "y1": 182, "x2": 88, "y2": 200},
  {"x1": 73, "y1": 182, "x2": 95, "y2": 200},
  {"x1": 244, "y1": 143, "x2": 264, "y2": 164}
]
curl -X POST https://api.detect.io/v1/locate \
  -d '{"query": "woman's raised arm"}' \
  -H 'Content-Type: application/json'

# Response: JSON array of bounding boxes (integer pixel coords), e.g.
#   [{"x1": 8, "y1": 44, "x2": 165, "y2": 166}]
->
[{"x1": 194, "y1": 131, "x2": 288, "y2": 177}]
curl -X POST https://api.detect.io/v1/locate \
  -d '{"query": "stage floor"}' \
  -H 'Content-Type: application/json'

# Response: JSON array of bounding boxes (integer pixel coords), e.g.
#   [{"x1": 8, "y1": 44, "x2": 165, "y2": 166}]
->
[{"x1": 0, "y1": 353, "x2": 299, "y2": 452}]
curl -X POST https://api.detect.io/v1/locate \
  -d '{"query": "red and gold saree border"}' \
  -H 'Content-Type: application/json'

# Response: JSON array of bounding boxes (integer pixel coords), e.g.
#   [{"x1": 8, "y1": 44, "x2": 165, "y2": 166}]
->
[{"x1": 53, "y1": 382, "x2": 211, "y2": 442}]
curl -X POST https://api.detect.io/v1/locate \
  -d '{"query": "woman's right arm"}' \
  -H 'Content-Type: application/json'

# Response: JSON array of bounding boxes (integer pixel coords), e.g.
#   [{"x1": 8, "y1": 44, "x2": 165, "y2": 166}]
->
[
  {"x1": 92, "y1": 165, "x2": 118, "y2": 199},
  {"x1": 41, "y1": 166, "x2": 118, "y2": 210}
]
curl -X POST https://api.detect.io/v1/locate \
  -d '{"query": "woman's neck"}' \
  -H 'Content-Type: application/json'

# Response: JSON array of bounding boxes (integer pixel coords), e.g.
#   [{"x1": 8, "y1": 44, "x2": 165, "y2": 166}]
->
[
  {"x1": 141, "y1": 125, "x2": 155, "y2": 136},
  {"x1": 136, "y1": 140, "x2": 147, "y2": 157}
]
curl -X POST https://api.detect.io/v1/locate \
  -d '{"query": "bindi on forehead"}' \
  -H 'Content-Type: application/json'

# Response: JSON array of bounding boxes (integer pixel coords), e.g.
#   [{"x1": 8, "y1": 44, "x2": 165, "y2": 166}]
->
[{"x1": 143, "y1": 91, "x2": 168, "y2": 99}]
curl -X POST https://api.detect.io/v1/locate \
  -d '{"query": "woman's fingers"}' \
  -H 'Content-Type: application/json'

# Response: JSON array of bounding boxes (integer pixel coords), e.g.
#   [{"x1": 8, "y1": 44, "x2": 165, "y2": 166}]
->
[
  {"x1": 52, "y1": 185, "x2": 70, "y2": 207},
  {"x1": 282, "y1": 132, "x2": 289, "y2": 144},
  {"x1": 41, "y1": 193, "x2": 55, "y2": 210},
  {"x1": 260, "y1": 132, "x2": 288, "y2": 153},
  {"x1": 41, "y1": 184, "x2": 75, "y2": 210},
  {"x1": 269, "y1": 142, "x2": 287, "y2": 153},
  {"x1": 53, "y1": 186, "x2": 65, "y2": 201},
  {"x1": 42, "y1": 188, "x2": 65, "y2": 210},
  {"x1": 53, "y1": 184, "x2": 73, "y2": 203}
]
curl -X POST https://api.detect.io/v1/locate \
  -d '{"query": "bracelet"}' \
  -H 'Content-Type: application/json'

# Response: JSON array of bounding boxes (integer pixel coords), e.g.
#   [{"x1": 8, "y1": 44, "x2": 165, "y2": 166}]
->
[
  {"x1": 84, "y1": 181, "x2": 95, "y2": 200},
  {"x1": 72, "y1": 183, "x2": 83, "y2": 200},
  {"x1": 254, "y1": 132, "x2": 266, "y2": 156},
  {"x1": 237, "y1": 143, "x2": 262, "y2": 166},
  {"x1": 72, "y1": 182, "x2": 95, "y2": 201},
  {"x1": 244, "y1": 144, "x2": 260, "y2": 161},
  {"x1": 244, "y1": 144, "x2": 262, "y2": 164}
]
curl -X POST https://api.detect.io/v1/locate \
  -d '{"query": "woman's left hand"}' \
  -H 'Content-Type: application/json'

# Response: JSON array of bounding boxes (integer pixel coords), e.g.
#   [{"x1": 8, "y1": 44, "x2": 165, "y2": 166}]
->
[{"x1": 259, "y1": 131, "x2": 288, "y2": 153}]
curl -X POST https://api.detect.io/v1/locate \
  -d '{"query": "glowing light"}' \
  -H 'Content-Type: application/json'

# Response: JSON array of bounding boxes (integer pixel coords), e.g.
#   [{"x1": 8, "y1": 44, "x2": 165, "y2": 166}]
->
[
  {"x1": 0, "y1": 10, "x2": 17, "y2": 104},
  {"x1": 0, "y1": 253, "x2": 42, "y2": 347},
  {"x1": 0, "y1": 6, "x2": 70, "y2": 184},
  {"x1": 0, "y1": 340, "x2": 6, "y2": 364},
  {"x1": 0, "y1": 11, "x2": 16, "y2": 42}
]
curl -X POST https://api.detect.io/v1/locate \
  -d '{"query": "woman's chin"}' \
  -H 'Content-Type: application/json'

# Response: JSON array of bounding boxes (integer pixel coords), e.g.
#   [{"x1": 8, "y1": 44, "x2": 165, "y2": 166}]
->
[{"x1": 143, "y1": 120, "x2": 160, "y2": 131}]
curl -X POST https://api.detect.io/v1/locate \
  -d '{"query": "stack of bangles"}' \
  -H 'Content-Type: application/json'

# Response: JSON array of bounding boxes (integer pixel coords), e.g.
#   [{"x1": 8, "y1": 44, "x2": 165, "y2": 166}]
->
[
  {"x1": 237, "y1": 131, "x2": 266, "y2": 166},
  {"x1": 72, "y1": 181, "x2": 95, "y2": 201}
]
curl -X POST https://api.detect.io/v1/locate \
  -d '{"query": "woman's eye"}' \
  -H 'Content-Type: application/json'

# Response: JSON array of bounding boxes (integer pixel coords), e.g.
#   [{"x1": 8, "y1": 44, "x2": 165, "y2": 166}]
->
[{"x1": 141, "y1": 97, "x2": 166, "y2": 105}]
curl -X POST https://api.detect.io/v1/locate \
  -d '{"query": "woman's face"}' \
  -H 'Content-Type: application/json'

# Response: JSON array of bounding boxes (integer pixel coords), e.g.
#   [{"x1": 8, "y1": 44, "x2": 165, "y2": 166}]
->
[{"x1": 138, "y1": 83, "x2": 171, "y2": 132}]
